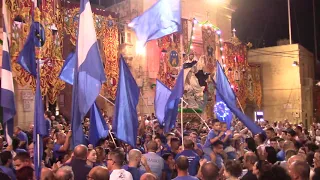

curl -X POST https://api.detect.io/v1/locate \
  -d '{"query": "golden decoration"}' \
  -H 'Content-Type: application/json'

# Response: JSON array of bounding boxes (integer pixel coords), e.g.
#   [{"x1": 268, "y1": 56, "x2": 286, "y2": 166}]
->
[
  {"x1": 102, "y1": 16, "x2": 119, "y2": 100},
  {"x1": 8, "y1": 0, "x2": 65, "y2": 104}
]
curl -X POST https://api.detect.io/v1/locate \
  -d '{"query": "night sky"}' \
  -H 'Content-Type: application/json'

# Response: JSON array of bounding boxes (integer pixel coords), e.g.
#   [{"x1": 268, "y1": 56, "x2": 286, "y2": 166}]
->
[{"x1": 231, "y1": 0, "x2": 320, "y2": 60}]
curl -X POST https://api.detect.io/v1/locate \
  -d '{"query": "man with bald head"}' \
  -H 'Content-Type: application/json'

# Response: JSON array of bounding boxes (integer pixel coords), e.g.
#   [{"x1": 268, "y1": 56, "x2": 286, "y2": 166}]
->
[
  {"x1": 123, "y1": 149, "x2": 151, "y2": 180},
  {"x1": 70, "y1": 144, "x2": 92, "y2": 180},
  {"x1": 173, "y1": 156, "x2": 198, "y2": 179},
  {"x1": 140, "y1": 141, "x2": 164, "y2": 179},
  {"x1": 88, "y1": 166, "x2": 109, "y2": 180},
  {"x1": 200, "y1": 161, "x2": 219, "y2": 180},
  {"x1": 55, "y1": 166, "x2": 74, "y2": 180},
  {"x1": 140, "y1": 173, "x2": 157, "y2": 180},
  {"x1": 289, "y1": 161, "x2": 310, "y2": 180},
  {"x1": 41, "y1": 167, "x2": 54, "y2": 180},
  {"x1": 241, "y1": 152, "x2": 258, "y2": 180},
  {"x1": 53, "y1": 131, "x2": 71, "y2": 161}
]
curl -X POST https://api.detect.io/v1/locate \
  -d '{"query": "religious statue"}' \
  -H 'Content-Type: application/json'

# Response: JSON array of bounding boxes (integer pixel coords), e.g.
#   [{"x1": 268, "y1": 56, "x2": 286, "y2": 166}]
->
[{"x1": 183, "y1": 52, "x2": 210, "y2": 110}]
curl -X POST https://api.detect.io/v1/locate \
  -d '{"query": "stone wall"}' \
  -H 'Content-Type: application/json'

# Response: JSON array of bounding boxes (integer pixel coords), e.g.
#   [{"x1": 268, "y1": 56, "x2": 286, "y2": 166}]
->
[{"x1": 248, "y1": 44, "x2": 314, "y2": 125}]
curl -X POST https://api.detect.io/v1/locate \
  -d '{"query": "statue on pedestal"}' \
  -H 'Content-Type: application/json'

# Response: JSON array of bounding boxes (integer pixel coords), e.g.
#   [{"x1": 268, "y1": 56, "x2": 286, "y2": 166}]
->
[{"x1": 183, "y1": 52, "x2": 210, "y2": 110}]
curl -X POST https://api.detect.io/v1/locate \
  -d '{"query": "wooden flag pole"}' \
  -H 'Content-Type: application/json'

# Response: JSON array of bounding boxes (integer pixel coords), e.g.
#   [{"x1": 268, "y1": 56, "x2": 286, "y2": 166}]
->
[
  {"x1": 180, "y1": 97, "x2": 184, "y2": 150},
  {"x1": 97, "y1": 94, "x2": 117, "y2": 147}
]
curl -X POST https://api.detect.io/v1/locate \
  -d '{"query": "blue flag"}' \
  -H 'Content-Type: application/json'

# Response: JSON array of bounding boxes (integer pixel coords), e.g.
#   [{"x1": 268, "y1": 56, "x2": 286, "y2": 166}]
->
[
  {"x1": 214, "y1": 61, "x2": 263, "y2": 135},
  {"x1": 164, "y1": 69, "x2": 184, "y2": 133},
  {"x1": 33, "y1": 65, "x2": 47, "y2": 180},
  {"x1": 17, "y1": 22, "x2": 37, "y2": 76},
  {"x1": 112, "y1": 55, "x2": 140, "y2": 147},
  {"x1": 89, "y1": 102, "x2": 109, "y2": 147},
  {"x1": 71, "y1": 0, "x2": 106, "y2": 147},
  {"x1": 214, "y1": 62, "x2": 235, "y2": 129},
  {"x1": 1, "y1": 0, "x2": 15, "y2": 145},
  {"x1": 59, "y1": 52, "x2": 76, "y2": 85},
  {"x1": 155, "y1": 80, "x2": 171, "y2": 126},
  {"x1": 129, "y1": 0, "x2": 181, "y2": 45}
]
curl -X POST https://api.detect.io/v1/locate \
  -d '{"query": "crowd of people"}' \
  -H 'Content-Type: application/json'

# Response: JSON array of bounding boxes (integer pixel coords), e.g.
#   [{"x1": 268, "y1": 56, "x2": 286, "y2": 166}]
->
[{"x1": 0, "y1": 110, "x2": 320, "y2": 180}]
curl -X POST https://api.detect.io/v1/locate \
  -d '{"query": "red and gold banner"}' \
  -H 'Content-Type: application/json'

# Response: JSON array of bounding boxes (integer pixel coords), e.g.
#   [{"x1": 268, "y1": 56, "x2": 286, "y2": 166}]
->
[
  {"x1": 6, "y1": 0, "x2": 119, "y2": 103},
  {"x1": 7, "y1": 0, "x2": 65, "y2": 104}
]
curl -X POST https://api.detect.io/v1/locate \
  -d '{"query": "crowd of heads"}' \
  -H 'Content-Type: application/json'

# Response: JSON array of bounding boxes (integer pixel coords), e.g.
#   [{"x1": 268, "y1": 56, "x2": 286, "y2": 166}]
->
[{"x1": 0, "y1": 111, "x2": 320, "y2": 180}]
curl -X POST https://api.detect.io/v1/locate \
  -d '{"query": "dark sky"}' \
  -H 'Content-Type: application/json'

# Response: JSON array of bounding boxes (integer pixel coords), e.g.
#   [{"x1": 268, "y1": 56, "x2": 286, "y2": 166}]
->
[{"x1": 231, "y1": 0, "x2": 320, "y2": 60}]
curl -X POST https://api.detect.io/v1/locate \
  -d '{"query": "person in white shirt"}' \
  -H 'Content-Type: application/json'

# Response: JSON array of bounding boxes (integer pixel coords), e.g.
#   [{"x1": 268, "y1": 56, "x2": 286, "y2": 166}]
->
[{"x1": 107, "y1": 150, "x2": 133, "y2": 180}]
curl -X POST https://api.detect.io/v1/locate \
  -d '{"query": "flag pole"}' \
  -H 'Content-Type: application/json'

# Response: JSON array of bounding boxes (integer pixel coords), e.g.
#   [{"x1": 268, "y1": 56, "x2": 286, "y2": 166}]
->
[
  {"x1": 180, "y1": 97, "x2": 184, "y2": 150},
  {"x1": 181, "y1": 99, "x2": 210, "y2": 129},
  {"x1": 96, "y1": 94, "x2": 118, "y2": 147},
  {"x1": 36, "y1": 59, "x2": 41, "y2": 179},
  {"x1": 98, "y1": 94, "x2": 115, "y2": 106},
  {"x1": 139, "y1": 92, "x2": 156, "y2": 139}
]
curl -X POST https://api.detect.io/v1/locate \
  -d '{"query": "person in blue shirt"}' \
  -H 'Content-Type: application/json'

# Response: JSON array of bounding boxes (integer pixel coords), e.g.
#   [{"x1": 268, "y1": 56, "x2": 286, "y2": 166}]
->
[
  {"x1": 189, "y1": 132, "x2": 204, "y2": 157},
  {"x1": 175, "y1": 138, "x2": 200, "y2": 176},
  {"x1": 203, "y1": 119, "x2": 224, "y2": 160},
  {"x1": 172, "y1": 156, "x2": 199, "y2": 180},
  {"x1": 53, "y1": 131, "x2": 72, "y2": 161},
  {"x1": 162, "y1": 153, "x2": 175, "y2": 180},
  {"x1": 0, "y1": 151, "x2": 16, "y2": 180},
  {"x1": 14, "y1": 127, "x2": 28, "y2": 150}
]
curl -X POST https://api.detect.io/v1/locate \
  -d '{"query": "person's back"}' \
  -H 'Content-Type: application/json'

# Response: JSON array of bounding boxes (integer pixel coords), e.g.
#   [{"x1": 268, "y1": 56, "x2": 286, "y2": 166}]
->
[
  {"x1": 140, "y1": 141, "x2": 164, "y2": 179},
  {"x1": 70, "y1": 145, "x2": 92, "y2": 180},
  {"x1": 175, "y1": 139, "x2": 200, "y2": 176},
  {"x1": 173, "y1": 156, "x2": 198, "y2": 180}
]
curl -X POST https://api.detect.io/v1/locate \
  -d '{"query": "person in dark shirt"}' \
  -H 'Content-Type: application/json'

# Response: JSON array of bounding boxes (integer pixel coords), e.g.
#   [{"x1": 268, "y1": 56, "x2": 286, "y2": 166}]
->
[
  {"x1": 70, "y1": 145, "x2": 92, "y2": 180},
  {"x1": 241, "y1": 152, "x2": 258, "y2": 180},
  {"x1": 170, "y1": 137, "x2": 181, "y2": 157}
]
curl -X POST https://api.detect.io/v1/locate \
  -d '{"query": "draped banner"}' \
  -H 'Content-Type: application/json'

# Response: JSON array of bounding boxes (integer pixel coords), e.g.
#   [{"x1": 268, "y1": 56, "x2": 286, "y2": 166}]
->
[
  {"x1": 6, "y1": 0, "x2": 119, "y2": 102},
  {"x1": 202, "y1": 26, "x2": 216, "y2": 71},
  {"x1": 158, "y1": 33, "x2": 181, "y2": 89},
  {"x1": 222, "y1": 40, "x2": 248, "y2": 109},
  {"x1": 7, "y1": 0, "x2": 65, "y2": 104}
]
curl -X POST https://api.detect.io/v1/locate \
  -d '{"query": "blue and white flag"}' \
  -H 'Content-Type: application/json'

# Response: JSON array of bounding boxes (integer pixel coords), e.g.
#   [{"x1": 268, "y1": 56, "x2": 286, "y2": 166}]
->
[
  {"x1": 59, "y1": 51, "x2": 76, "y2": 85},
  {"x1": 129, "y1": 0, "x2": 181, "y2": 45},
  {"x1": 71, "y1": 0, "x2": 106, "y2": 147},
  {"x1": 0, "y1": 0, "x2": 15, "y2": 145}
]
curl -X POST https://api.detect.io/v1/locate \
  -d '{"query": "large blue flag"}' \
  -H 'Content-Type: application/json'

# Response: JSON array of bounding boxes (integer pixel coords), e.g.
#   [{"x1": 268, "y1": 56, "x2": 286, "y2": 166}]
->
[
  {"x1": 33, "y1": 65, "x2": 47, "y2": 180},
  {"x1": 215, "y1": 62, "x2": 235, "y2": 129},
  {"x1": 155, "y1": 80, "x2": 171, "y2": 126},
  {"x1": 71, "y1": 0, "x2": 106, "y2": 147},
  {"x1": 89, "y1": 102, "x2": 109, "y2": 147},
  {"x1": 214, "y1": 61, "x2": 263, "y2": 135},
  {"x1": 164, "y1": 69, "x2": 184, "y2": 133},
  {"x1": 129, "y1": 0, "x2": 181, "y2": 45},
  {"x1": 1, "y1": 0, "x2": 15, "y2": 146},
  {"x1": 59, "y1": 51, "x2": 76, "y2": 85},
  {"x1": 112, "y1": 55, "x2": 140, "y2": 147}
]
